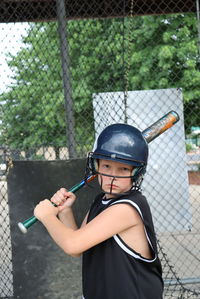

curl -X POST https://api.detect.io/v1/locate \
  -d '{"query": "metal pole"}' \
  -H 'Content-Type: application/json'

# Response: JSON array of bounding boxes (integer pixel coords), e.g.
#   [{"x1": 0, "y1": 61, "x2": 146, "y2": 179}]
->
[
  {"x1": 196, "y1": 0, "x2": 200, "y2": 59},
  {"x1": 164, "y1": 277, "x2": 200, "y2": 286},
  {"x1": 56, "y1": 0, "x2": 76, "y2": 158}
]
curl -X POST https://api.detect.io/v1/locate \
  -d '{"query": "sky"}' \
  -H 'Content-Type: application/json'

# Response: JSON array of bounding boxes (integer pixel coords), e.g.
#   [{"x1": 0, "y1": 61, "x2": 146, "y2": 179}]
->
[{"x1": 0, "y1": 22, "x2": 29, "y2": 93}]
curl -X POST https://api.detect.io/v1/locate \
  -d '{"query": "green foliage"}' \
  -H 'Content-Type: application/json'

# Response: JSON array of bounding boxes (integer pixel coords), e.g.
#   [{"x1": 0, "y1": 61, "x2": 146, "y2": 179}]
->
[
  {"x1": 0, "y1": 22, "x2": 66, "y2": 151},
  {"x1": 186, "y1": 143, "x2": 193, "y2": 152},
  {"x1": 125, "y1": 14, "x2": 200, "y2": 133},
  {"x1": 127, "y1": 14, "x2": 200, "y2": 95},
  {"x1": 0, "y1": 13, "x2": 199, "y2": 155}
]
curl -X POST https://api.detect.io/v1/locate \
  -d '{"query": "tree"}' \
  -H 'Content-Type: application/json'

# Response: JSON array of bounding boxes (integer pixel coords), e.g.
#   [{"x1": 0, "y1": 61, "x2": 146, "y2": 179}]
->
[
  {"x1": 68, "y1": 18, "x2": 125, "y2": 152},
  {"x1": 0, "y1": 18, "x2": 125, "y2": 157},
  {"x1": 0, "y1": 13, "x2": 199, "y2": 156},
  {"x1": 0, "y1": 22, "x2": 66, "y2": 157},
  {"x1": 125, "y1": 14, "x2": 200, "y2": 133}
]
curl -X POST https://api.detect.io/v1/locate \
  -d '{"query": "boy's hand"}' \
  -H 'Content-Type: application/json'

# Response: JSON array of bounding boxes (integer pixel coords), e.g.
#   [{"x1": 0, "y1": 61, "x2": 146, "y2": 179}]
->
[
  {"x1": 34, "y1": 199, "x2": 58, "y2": 221},
  {"x1": 34, "y1": 189, "x2": 76, "y2": 221},
  {"x1": 50, "y1": 188, "x2": 76, "y2": 212}
]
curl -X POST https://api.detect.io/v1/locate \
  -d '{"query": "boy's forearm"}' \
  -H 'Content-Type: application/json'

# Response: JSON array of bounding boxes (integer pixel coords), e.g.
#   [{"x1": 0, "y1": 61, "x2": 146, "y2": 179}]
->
[
  {"x1": 58, "y1": 208, "x2": 78, "y2": 230},
  {"x1": 41, "y1": 215, "x2": 81, "y2": 257}
]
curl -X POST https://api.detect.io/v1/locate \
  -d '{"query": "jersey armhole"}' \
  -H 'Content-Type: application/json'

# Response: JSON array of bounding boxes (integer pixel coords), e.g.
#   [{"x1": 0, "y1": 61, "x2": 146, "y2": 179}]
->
[{"x1": 110, "y1": 199, "x2": 157, "y2": 262}]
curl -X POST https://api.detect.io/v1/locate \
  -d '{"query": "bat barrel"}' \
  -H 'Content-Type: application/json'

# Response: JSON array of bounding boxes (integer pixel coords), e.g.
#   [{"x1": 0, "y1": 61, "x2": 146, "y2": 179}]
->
[{"x1": 142, "y1": 110, "x2": 179, "y2": 143}]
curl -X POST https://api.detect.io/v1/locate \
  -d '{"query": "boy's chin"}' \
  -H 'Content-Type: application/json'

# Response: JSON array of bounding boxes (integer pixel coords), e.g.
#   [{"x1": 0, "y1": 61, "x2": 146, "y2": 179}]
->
[
  {"x1": 103, "y1": 189, "x2": 121, "y2": 197},
  {"x1": 103, "y1": 187, "x2": 132, "y2": 198}
]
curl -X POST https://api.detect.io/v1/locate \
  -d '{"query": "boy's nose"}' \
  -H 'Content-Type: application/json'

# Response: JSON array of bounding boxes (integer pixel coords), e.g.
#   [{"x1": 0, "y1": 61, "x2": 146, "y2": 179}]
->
[{"x1": 109, "y1": 172, "x2": 117, "y2": 179}]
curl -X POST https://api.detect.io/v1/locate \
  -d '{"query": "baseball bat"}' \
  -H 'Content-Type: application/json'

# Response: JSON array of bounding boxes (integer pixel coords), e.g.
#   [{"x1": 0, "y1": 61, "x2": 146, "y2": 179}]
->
[
  {"x1": 18, "y1": 110, "x2": 179, "y2": 233},
  {"x1": 142, "y1": 110, "x2": 179, "y2": 142},
  {"x1": 18, "y1": 174, "x2": 96, "y2": 233}
]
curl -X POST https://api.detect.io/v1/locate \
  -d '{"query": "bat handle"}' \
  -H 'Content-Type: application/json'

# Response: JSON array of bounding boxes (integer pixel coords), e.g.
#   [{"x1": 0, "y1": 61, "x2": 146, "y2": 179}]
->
[{"x1": 18, "y1": 174, "x2": 96, "y2": 234}]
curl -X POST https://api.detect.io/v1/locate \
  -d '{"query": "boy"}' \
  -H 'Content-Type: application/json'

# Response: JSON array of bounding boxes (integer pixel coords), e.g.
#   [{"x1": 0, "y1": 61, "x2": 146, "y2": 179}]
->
[{"x1": 34, "y1": 123, "x2": 163, "y2": 299}]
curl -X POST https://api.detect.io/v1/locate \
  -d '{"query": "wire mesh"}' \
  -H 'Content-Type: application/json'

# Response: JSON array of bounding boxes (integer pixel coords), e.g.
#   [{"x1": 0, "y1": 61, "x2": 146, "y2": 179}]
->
[{"x1": 0, "y1": 0, "x2": 200, "y2": 298}]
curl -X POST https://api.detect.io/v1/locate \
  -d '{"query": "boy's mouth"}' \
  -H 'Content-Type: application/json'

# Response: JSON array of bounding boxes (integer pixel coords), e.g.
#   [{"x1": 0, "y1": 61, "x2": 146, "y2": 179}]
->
[{"x1": 105, "y1": 184, "x2": 118, "y2": 189}]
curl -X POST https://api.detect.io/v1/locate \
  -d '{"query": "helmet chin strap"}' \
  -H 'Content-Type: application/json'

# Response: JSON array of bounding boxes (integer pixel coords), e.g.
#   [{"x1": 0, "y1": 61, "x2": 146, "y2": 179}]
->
[
  {"x1": 110, "y1": 177, "x2": 115, "y2": 195},
  {"x1": 99, "y1": 173, "x2": 139, "y2": 197}
]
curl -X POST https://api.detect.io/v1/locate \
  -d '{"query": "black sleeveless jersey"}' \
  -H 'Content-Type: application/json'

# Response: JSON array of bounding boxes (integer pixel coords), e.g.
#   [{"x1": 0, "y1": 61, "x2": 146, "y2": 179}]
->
[{"x1": 82, "y1": 190, "x2": 163, "y2": 299}]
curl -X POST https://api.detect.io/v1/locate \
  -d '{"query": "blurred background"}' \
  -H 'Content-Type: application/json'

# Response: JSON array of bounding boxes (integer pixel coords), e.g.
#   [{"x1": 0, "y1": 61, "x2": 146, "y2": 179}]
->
[{"x1": 0, "y1": 0, "x2": 200, "y2": 298}]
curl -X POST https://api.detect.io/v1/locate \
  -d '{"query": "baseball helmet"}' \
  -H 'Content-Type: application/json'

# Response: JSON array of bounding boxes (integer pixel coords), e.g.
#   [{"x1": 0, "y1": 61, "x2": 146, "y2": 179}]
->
[{"x1": 86, "y1": 123, "x2": 148, "y2": 188}]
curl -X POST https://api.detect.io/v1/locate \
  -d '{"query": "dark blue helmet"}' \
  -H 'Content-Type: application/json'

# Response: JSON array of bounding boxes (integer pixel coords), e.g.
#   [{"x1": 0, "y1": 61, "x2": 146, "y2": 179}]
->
[{"x1": 87, "y1": 123, "x2": 148, "y2": 189}]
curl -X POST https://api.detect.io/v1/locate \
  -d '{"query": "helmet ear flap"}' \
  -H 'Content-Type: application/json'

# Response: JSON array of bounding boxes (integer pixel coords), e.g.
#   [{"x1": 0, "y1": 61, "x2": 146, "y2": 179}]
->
[
  {"x1": 132, "y1": 166, "x2": 146, "y2": 182},
  {"x1": 88, "y1": 153, "x2": 99, "y2": 174},
  {"x1": 93, "y1": 159, "x2": 99, "y2": 173}
]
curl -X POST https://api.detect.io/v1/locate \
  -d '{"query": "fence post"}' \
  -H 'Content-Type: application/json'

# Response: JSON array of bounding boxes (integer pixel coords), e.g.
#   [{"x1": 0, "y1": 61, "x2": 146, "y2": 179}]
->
[{"x1": 56, "y1": 0, "x2": 76, "y2": 158}]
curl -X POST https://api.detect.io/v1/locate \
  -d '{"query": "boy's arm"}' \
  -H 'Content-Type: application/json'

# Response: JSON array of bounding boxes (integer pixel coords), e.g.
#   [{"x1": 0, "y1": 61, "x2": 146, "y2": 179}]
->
[
  {"x1": 50, "y1": 187, "x2": 89, "y2": 230},
  {"x1": 58, "y1": 208, "x2": 78, "y2": 230},
  {"x1": 50, "y1": 187, "x2": 78, "y2": 230},
  {"x1": 34, "y1": 199, "x2": 142, "y2": 257},
  {"x1": 58, "y1": 209, "x2": 89, "y2": 229},
  {"x1": 49, "y1": 188, "x2": 89, "y2": 257}
]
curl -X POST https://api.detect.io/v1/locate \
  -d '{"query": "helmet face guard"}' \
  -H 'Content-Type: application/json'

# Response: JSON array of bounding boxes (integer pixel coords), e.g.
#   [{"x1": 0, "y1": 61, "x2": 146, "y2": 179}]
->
[
  {"x1": 86, "y1": 152, "x2": 146, "y2": 194},
  {"x1": 85, "y1": 123, "x2": 149, "y2": 194},
  {"x1": 88, "y1": 151, "x2": 145, "y2": 179}
]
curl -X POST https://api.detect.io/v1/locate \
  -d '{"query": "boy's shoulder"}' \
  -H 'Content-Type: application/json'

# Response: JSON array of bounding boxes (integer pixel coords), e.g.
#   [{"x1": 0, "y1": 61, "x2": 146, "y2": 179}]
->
[
  {"x1": 92, "y1": 190, "x2": 149, "y2": 210},
  {"x1": 108, "y1": 190, "x2": 150, "y2": 213},
  {"x1": 112, "y1": 190, "x2": 146, "y2": 203}
]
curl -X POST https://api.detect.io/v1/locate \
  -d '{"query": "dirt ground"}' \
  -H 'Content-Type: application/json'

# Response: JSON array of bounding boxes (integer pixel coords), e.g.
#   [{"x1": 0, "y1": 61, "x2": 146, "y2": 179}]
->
[{"x1": 188, "y1": 171, "x2": 200, "y2": 185}]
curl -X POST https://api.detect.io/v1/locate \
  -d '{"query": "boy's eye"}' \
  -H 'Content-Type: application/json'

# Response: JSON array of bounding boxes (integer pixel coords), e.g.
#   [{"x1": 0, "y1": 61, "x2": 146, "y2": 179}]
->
[
  {"x1": 121, "y1": 167, "x2": 131, "y2": 172},
  {"x1": 102, "y1": 164, "x2": 110, "y2": 169}
]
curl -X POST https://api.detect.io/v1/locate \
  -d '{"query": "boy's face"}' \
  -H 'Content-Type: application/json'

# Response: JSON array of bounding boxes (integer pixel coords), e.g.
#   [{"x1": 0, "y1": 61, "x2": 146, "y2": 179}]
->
[{"x1": 98, "y1": 159, "x2": 133, "y2": 198}]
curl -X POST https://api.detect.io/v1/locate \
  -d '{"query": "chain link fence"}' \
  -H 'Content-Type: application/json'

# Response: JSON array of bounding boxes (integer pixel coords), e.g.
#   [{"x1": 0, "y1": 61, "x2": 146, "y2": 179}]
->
[{"x1": 0, "y1": 0, "x2": 200, "y2": 298}]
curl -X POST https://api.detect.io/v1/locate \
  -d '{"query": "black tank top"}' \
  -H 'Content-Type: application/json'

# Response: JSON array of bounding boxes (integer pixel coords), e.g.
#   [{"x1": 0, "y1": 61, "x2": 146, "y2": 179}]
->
[{"x1": 82, "y1": 190, "x2": 163, "y2": 299}]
